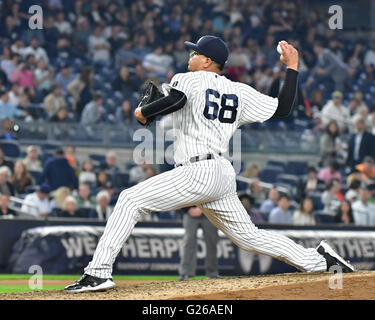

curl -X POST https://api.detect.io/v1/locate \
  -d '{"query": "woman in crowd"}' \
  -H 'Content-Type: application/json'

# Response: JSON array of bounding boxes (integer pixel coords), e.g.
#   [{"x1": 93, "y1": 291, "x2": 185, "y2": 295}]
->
[
  {"x1": 67, "y1": 66, "x2": 94, "y2": 117},
  {"x1": 22, "y1": 145, "x2": 42, "y2": 172},
  {"x1": 334, "y1": 200, "x2": 355, "y2": 224},
  {"x1": 10, "y1": 160, "x2": 32, "y2": 195},
  {"x1": 79, "y1": 159, "x2": 97, "y2": 185},
  {"x1": 59, "y1": 195, "x2": 78, "y2": 218},
  {"x1": 319, "y1": 120, "x2": 343, "y2": 167},
  {"x1": 293, "y1": 197, "x2": 316, "y2": 225}
]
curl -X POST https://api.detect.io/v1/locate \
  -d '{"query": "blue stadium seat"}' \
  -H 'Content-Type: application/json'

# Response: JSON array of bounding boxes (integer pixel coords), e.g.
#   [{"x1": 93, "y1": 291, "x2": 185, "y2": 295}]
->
[
  {"x1": 286, "y1": 161, "x2": 308, "y2": 176},
  {"x1": 0, "y1": 141, "x2": 21, "y2": 158},
  {"x1": 313, "y1": 212, "x2": 335, "y2": 224},
  {"x1": 267, "y1": 160, "x2": 286, "y2": 171},
  {"x1": 259, "y1": 166, "x2": 284, "y2": 183},
  {"x1": 29, "y1": 170, "x2": 42, "y2": 184},
  {"x1": 308, "y1": 192, "x2": 324, "y2": 210}
]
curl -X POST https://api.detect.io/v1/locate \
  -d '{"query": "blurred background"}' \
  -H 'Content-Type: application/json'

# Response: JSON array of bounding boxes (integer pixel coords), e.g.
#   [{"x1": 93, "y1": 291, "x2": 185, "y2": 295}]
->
[{"x1": 0, "y1": 0, "x2": 375, "y2": 277}]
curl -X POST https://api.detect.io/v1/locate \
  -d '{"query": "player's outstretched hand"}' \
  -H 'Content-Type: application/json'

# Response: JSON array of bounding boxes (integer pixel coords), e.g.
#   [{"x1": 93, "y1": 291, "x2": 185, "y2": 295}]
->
[{"x1": 279, "y1": 41, "x2": 299, "y2": 71}]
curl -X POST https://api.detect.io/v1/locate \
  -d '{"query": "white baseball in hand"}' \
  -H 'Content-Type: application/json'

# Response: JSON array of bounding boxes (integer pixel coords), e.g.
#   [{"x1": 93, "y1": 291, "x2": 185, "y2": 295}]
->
[{"x1": 277, "y1": 42, "x2": 283, "y2": 55}]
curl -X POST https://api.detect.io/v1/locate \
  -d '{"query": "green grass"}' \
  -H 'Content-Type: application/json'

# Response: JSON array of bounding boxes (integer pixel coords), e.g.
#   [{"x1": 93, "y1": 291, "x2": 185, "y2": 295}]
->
[
  {"x1": 0, "y1": 274, "x2": 207, "y2": 293},
  {"x1": 0, "y1": 274, "x2": 187, "y2": 281},
  {"x1": 0, "y1": 285, "x2": 64, "y2": 293}
]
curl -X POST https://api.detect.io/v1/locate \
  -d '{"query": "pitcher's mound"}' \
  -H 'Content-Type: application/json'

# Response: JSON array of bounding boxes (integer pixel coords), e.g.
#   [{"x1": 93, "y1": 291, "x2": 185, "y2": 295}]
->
[{"x1": 1, "y1": 271, "x2": 374, "y2": 300}]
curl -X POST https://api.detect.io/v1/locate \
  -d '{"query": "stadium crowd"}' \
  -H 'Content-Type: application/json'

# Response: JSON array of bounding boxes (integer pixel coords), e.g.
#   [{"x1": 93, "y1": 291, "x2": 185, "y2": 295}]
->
[{"x1": 0, "y1": 0, "x2": 375, "y2": 226}]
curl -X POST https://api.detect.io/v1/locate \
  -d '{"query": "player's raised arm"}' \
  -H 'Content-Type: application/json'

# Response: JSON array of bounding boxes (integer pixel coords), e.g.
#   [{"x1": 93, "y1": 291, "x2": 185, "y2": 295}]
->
[
  {"x1": 239, "y1": 41, "x2": 300, "y2": 126},
  {"x1": 272, "y1": 41, "x2": 299, "y2": 119}
]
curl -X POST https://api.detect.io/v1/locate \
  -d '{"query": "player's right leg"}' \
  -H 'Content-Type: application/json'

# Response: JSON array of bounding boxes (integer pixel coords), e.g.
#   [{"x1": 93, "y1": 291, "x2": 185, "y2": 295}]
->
[{"x1": 199, "y1": 194, "x2": 355, "y2": 274}]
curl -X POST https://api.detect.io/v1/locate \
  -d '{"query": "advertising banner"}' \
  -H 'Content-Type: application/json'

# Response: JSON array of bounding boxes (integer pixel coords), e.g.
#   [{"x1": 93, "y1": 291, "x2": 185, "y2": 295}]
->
[{"x1": 8, "y1": 226, "x2": 375, "y2": 275}]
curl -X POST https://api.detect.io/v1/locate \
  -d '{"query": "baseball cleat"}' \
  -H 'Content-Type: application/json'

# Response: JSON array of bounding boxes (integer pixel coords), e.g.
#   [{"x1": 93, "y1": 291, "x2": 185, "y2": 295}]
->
[
  {"x1": 64, "y1": 274, "x2": 115, "y2": 293},
  {"x1": 317, "y1": 240, "x2": 356, "y2": 273}
]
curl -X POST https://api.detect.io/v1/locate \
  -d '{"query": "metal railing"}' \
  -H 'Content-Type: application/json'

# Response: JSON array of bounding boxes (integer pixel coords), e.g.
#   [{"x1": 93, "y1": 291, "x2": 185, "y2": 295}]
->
[{"x1": 13, "y1": 121, "x2": 325, "y2": 154}]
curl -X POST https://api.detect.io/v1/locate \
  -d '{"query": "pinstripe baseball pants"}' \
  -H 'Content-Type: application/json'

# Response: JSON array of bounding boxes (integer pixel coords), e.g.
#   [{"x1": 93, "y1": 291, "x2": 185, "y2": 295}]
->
[{"x1": 85, "y1": 157, "x2": 327, "y2": 278}]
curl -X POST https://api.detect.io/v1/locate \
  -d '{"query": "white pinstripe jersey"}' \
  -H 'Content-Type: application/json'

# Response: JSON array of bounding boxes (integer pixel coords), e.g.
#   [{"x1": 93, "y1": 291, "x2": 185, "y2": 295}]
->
[{"x1": 168, "y1": 70, "x2": 279, "y2": 165}]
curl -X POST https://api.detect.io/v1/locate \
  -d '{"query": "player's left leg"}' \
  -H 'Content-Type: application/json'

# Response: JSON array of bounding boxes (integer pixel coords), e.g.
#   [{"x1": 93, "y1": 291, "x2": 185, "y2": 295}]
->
[{"x1": 199, "y1": 194, "x2": 353, "y2": 273}]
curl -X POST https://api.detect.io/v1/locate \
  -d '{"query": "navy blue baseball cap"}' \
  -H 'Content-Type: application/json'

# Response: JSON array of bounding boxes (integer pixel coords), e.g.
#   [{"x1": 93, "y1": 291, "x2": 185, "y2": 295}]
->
[{"x1": 184, "y1": 35, "x2": 229, "y2": 65}]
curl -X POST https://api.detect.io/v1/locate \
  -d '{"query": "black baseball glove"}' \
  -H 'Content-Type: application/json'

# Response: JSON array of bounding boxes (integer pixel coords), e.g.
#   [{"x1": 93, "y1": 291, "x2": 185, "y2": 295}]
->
[{"x1": 137, "y1": 81, "x2": 165, "y2": 126}]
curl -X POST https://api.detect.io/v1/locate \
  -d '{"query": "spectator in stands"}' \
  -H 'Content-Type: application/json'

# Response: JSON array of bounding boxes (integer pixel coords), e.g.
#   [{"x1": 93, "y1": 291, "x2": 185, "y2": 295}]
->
[
  {"x1": 309, "y1": 89, "x2": 325, "y2": 112},
  {"x1": 96, "y1": 170, "x2": 109, "y2": 189},
  {"x1": 79, "y1": 159, "x2": 96, "y2": 185},
  {"x1": 23, "y1": 145, "x2": 42, "y2": 172},
  {"x1": 321, "y1": 91, "x2": 350, "y2": 132},
  {"x1": 1, "y1": 53, "x2": 21, "y2": 82},
  {"x1": 59, "y1": 196, "x2": 79, "y2": 218},
  {"x1": 34, "y1": 58, "x2": 54, "y2": 98},
  {"x1": 43, "y1": 85, "x2": 67, "y2": 118},
  {"x1": 293, "y1": 198, "x2": 315, "y2": 226},
  {"x1": 0, "y1": 90, "x2": 23, "y2": 120},
  {"x1": 239, "y1": 193, "x2": 264, "y2": 224},
  {"x1": 355, "y1": 156, "x2": 375, "y2": 186},
  {"x1": 50, "y1": 106, "x2": 72, "y2": 123},
  {"x1": 55, "y1": 64, "x2": 75, "y2": 95},
  {"x1": 67, "y1": 66, "x2": 94, "y2": 117},
  {"x1": 112, "y1": 66, "x2": 137, "y2": 94},
  {"x1": 80, "y1": 93, "x2": 105, "y2": 125},
  {"x1": 22, "y1": 38, "x2": 49, "y2": 63},
  {"x1": 268, "y1": 194, "x2": 293, "y2": 224},
  {"x1": 142, "y1": 45, "x2": 174, "y2": 77},
  {"x1": 88, "y1": 26, "x2": 111, "y2": 64},
  {"x1": 21, "y1": 183, "x2": 51, "y2": 217},
  {"x1": 8, "y1": 83, "x2": 21, "y2": 106},
  {"x1": 75, "y1": 183, "x2": 95, "y2": 208},
  {"x1": 319, "y1": 120, "x2": 343, "y2": 167},
  {"x1": 300, "y1": 167, "x2": 323, "y2": 200},
  {"x1": 259, "y1": 187, "x2": 279, "y2": 217},
  {"x1": 318, "y1": 161, "x2": 342, "y2": 186},
  {"x1": 11, "y1": 56, "x2": 36, "y2": 89},
  {"x1": 93, "y1": 190, "x2": 113, "y2": 221},
  {"x1": 10, "y1": 160, "x2": 32, "y2": 195},
  {"x1": 352, "y1": 187, "x2": 375, "y2": 226},
  {"x1": 129, "y1": 162, "x2": 150, "y2": 186},
  {"x1": 0, "y1": 146, "x2": 14, "y2": 172},
  {"x1": 115, "y1": 41, "x2": 139, "y2": 69},
  {"x1": 39, "y1": 147, "x2": 78, "y2": 191},
  {"x1": 351, "y1": 105, "x2": 370, "y2": 133},
  {"x1": 345, "y1": 179, "x2": 361, "y2": 203},
  {"x1": 334, "y1": 200, "x2": 355, "y2": 224},
  {"x1": 346, "y1": 117, "x2": 375, "y2": 170},
  {"x1": 65, "y1": 146, "x2": 78, "y2": 170},
  {"x1": 116, "y1": 99, "x2": 135, "y2": 125},
  {"x1": 54, "y1": 11, "x2": 72, "y2": 35},
  {"x1": 309, "y1": 41, "x2": 348, "y2": 92},
  {"x1": 242, "y1": 163, "x2": 260, "y2": 180},
  {"x1": 0, "y1": 118, "x2": 17, "y2": 140},
  {"x1": 0, "y1": 166, "x2": 14, "y2": 196},
  {"x1": 0, "y1": 194, "x2": 16, "y2": 216},
  {"x1": 364, "y1": 41, "x2": 375, "y2": 67},
  {"x1": 321, "y1": 178, "x2": 343, "y2": 216},
  {"x1": 49, "y1": 186, "x2": 70, "y2": 215},
  {"x1": 100, "y1": 151, "x2": 120, "y2": 174}
]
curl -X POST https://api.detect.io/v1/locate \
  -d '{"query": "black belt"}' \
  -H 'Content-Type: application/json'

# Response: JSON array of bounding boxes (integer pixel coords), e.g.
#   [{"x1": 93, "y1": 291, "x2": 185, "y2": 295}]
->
[{"x1": 176, "y1": 153, "x2": 221, "y2": 167}]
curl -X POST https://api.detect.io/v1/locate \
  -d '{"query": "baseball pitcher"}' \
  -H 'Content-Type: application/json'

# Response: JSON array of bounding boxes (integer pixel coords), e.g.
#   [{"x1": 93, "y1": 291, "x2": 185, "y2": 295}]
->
[{"x1": 65, "y1": 36, "x2": 355, "y2": 293}]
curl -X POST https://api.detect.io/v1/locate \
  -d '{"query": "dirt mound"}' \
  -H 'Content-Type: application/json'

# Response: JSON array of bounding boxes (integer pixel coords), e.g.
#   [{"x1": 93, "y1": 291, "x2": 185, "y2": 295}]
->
[{"x1": 1, "y1": 271, "x2": 374, "y2": 300}]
